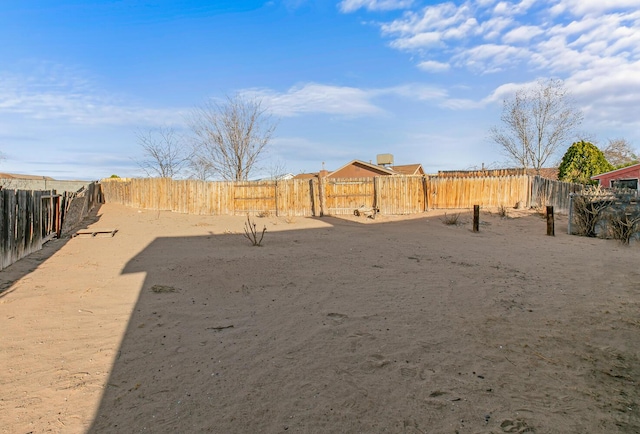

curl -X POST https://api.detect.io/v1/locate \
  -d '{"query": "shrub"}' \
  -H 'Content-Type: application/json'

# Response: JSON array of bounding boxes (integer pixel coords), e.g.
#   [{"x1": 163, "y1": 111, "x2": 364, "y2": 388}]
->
[
  {"x1": 243, "y1": 215, "x2": 266, "y2": 246},
  {"x1": 441, "y1": 213, "x2": 461, "y2": 225}
]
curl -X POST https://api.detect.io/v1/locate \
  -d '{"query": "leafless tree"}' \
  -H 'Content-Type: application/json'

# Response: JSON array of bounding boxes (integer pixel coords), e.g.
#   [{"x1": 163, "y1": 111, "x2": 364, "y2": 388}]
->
[
  {"x1": 188, "y1": 94, "x2": 276, "y2": 181},
  {"x1": 490, "y1": 79, "x2": 583, "y2": 173},
  {"x1": 186, "y1": 153, "x2": 213, "y2": 181},
  {"x1": 601, "y1": 138, "x2": 638, "y2": 168},
  {"x1": 136, "y1": 127, "x2": 191, "y2": 178},
  {"x1": 266, "y1": 159, "x2": 290, "y2": 180}
]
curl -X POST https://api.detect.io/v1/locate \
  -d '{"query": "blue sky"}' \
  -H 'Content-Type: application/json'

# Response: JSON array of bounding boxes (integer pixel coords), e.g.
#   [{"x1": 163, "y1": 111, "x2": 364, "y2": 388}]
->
[{"x1": 2, "y1": 0, "x2": 640, "y2": 180}]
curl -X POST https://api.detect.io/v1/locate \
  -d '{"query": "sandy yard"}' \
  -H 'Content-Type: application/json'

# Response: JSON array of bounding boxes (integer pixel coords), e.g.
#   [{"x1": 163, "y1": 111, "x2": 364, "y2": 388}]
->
[{"x1": 0, "y1": 203, "x2": 639, "y2": 434}]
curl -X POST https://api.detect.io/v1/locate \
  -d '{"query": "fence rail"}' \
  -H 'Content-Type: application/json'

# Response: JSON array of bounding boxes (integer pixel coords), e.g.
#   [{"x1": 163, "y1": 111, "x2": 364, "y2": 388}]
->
[{"x1": 101, "y1": 175, "x2": 581, "y2": 217}]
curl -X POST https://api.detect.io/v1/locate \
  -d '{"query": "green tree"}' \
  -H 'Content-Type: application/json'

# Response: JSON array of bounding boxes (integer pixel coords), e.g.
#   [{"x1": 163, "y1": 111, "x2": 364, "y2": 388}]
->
[{"x1": 558, "y1": 141, "x2": 613, "y2": 184}]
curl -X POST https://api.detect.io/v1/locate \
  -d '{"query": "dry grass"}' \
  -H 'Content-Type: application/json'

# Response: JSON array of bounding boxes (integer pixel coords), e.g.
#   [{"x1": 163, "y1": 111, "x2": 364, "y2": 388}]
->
[{"x1": 441, "y1": 212, "x2": 461, "y2": 225}]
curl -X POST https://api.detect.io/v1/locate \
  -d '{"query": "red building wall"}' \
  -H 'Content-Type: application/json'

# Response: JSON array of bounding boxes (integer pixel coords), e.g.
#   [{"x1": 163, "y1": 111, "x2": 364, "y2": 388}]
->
[{"x1": 592, "y1": 163, "x2": 640, "y2": 188}]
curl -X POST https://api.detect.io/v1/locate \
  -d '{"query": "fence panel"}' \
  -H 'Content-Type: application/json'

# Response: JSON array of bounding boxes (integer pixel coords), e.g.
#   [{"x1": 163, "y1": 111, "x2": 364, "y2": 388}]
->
[
  {"x1": 1, "y1": 190, "x2": 44, "y2": 271},
  {"x1": 231, "y1": 181, "x2": 277, "y2": 215},
  {"x1": 377, "y1": 176, "x2": 426, "y2": 214},
  {"x1": 427, "y1": 175, "x2": 530, "y2": 209},
  {"x1": 325, "y1": 178, "x2": 375, "y2": 215},
  {"x1": 0, "y1": 183, "x2": 102, "y2": 271},
  {"x1": 275, "y1": 179, "x2": 315, "y2": 217},
  {"x1": 530, "y1": 176, "x2": 584, "y2": 213},
  {"x1": 101, "y1": 175, "x2": 587, "y2": 217}
]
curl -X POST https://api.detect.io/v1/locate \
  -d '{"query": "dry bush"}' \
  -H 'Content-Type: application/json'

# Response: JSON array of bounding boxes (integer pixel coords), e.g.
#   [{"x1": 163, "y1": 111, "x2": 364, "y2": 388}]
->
[
  {"x1": 571, "y1": 186, "x2": 612, "y2": 237},
  {"x1": 285, "y1": 215, "x2": 296, "y2": 224},
  {"x1": 605, "y1": 209, "x2": 640, "y2": 244},
  {"x1": 243, "y1": 215, "x2": 266, "y2": 246},
  {"x1": 257, "y1": 210, "x2": 271, "y2": 218},
  {"x1": 497, "y1": 205, "x2": 508, "y2": 218},
  {"x1": 441, "y1": 212, "x2": 461, "y2": 226}
]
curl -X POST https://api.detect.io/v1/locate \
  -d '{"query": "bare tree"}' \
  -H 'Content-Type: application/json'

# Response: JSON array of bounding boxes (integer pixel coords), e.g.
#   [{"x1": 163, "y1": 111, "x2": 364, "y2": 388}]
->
[
  {"x1": 601, "y1": 138, "x2": 638, "y2": 168},
  {"x1": 186, "y1": 153, "x2": 213, "y2": 181},
  {"x1": 490, "y1": 79, "x2": 583, "y2": 173},
  {"x1": 136, "y1": 127, "x2": 191, "y2": 178},
  {"x1": 188, "y1": 94, "x2": 276, "y2": 181},
  {"x1": 266, "y1": 159, "x2": 290, "y2": 180}
]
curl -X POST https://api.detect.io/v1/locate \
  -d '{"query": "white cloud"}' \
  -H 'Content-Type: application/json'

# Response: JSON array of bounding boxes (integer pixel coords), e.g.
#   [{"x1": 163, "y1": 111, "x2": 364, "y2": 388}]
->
[
  {"x1": 241, "y1": 82, "x2": 451, "y2": 117},
  {"x1": 456, "y1": 44, "x2": 531, "y2": 72},
  {"x1": 382, "y1": 84, "x2": 448, "y2": 100},
  {"x1": 360, "y1": 0, "x2": 640, "y2": 125},
  {"x1": 0, "y1": 66, "x2": 184, "y2": 127},
  {"x1": 384, "y1": 2, "x2": 475, "y2": 34},
  {"x1": 502, "y1": 25, "x2": 544, "y2": 43},
  {"x1": 493, "y1": 0, "x2": 535, "y2": 16},
  {"x1": 338, "y1": 0, "x2": 413, "y2": 13},
  {"x1": 417, "y1": 60, "x2": 451, "y2": 72},
  {"x1": 551, "y1": 0, "x2": 640, "y2": 16},
  {"x1": 240, "y1": 83, "x2": 384, "y2": 117},
  {"x1": 389, "y1": 32, "x2": 442, "y2": 50}
]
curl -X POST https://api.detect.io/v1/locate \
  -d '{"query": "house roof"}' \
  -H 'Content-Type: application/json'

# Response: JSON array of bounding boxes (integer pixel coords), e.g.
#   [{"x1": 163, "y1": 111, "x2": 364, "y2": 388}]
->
[
  {"x1": 590, "y1": 162, "x2": 640, "y2": 180},
  {"x1": 294, "y1": 160, "x2": 425, "y2": 178},
  {"x1": 525, "y1": 168, "x2": 559, "y2": 180},
  {"x1": 292, "y1": 173, "x2": 319, "y2": 179},
  {"x1": 391, "y1": 164, "x2": 424, "y2": 175},
  {"x1": 328, "y1": 159, "x2": 398, "y2": 177},
  {"x1": 0, "y1": 172, "x2": 55, "y2": 180},
  {"x1": 437, "y1": 167, "x2": 558, "y2": 180}
]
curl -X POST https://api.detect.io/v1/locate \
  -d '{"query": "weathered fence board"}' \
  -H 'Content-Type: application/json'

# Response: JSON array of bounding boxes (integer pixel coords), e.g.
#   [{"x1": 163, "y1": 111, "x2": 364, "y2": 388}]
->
[
  {"x1": 325, "y1": 177, "x2": 375, "y2": 215},
  {"x1": 530, "y1": 176, "x2": 584, "y2": 213},
  {"x1": 101, "y1": 175, "x2": 585, "y2": 219},
  {"x1": 377, "y1": 176, "x2": 426, "y2": 214},
  {"x1": 0, "y1": 182, "x2": 103, "y2": 271},
  {"x1": 427, "y1": 175, "x2": 530, "y2": 209},
  {"x1": 1, "y1": 190, "x2": 45, "y2": 271},
  {"x1": 103, "y1": 178, "x2": 316, "y2": 217}
]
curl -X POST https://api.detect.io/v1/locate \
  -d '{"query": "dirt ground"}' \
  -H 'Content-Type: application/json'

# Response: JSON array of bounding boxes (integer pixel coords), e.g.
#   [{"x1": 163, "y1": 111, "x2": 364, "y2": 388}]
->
[{"x1": 1, "y1": 203, "x2": 639, "y2": 434}]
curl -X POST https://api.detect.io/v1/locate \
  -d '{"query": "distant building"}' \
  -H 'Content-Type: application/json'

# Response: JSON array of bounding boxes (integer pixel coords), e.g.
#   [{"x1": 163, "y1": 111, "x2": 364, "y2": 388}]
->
[
  {"x1": 591, "y1": 163, "x2": 640, "y2": 190},
  {"x1": 437, "y1": 168, "x2": 558, "y2": 180},
  {"x1": 294, "y1": 159, "x2": 425, "y2": 179},
  {"x1": 253, "y1": 173, "x2": 295, "y2": 181}
]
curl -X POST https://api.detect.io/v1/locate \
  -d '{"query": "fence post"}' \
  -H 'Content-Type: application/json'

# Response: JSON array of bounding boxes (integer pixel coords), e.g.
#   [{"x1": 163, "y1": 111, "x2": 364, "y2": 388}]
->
[
  {"x1": 318, "y1": 177, "x2": 327, "y2": 216},
  {"x1": 274, "y1": 180, "x2": 279, "y2": 217},
  {"x1": 568, "y1": 194, "x2": 574, "y2": 235},
  {"x1": 373, "y1": 176, "x2": 381, "y2": 213},
  {"x1": 546, "y1": 206, "x2": 555, "y2": 236},
  {"x1": 473, "y1": 205, "x2": 480, "y2": 232}
]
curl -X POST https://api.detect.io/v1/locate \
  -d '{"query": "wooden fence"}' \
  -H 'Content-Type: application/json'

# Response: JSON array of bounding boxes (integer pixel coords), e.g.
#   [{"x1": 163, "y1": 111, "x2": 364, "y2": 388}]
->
[
  {"x1": 101, "y1": 175, "x2": 581, "y2": 217},
  {"x1": 530, "y1": 176, "x2": 584, "y2": 213},
  {"x1": 427, "y1": 175, "x2": 530, "y2": 209},
  {"x1": 60, "y1": 182, "x2": 104, "y2": 235},
  {"x1": 1, "y1": 189, "x2": 45, "y2": 271},
  {"x1": 0, "y1": 182, "x2": 102, "y2": 271}
]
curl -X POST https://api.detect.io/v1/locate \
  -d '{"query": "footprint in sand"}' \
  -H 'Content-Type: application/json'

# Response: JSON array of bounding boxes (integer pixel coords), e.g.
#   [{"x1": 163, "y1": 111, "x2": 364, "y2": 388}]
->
[
  {"x1": 500, "y1": 418, "x2": 534, "y2": 433},
  {"x1": 326, "y1": 312, "x2": 348, "y2": 325},
  {"x1": 362, "y1": 354, "x2": 391, "y2": 372},
  {"x1": 400, "y1": 365, "x2": 418, "y2": 378}
]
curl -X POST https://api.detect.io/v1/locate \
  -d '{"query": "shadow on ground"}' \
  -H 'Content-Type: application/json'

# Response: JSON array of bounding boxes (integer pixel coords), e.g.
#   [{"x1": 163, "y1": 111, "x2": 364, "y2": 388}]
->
[
  {"x1": 87, "y1": 213, "x2": 639, "y2": 433},
  {"x1": 0, "y1": 204, "x2": 104, "y2": 298}
]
